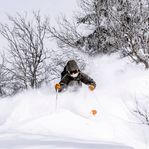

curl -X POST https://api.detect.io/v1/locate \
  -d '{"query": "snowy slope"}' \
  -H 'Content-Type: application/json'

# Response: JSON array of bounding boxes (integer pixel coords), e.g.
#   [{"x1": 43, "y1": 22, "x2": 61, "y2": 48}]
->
[
  {"x1": 0, "y1": 132, "x2": 133, "y2": 149},
  {"x1": 0, "y1": 54, "x2": 149, "y2": 149}
]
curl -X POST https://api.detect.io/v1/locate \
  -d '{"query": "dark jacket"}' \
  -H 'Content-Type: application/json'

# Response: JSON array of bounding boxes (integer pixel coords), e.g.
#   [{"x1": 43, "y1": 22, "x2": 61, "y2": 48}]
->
[{"x1": 59, "y1": 60, "x2": 96, "y2": 92}]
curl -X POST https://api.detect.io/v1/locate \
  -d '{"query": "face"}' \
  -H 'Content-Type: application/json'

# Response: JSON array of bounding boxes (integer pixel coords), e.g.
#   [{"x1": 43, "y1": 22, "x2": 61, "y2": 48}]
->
[
  {"x1": 70, "y1": 73, "x2": 79, "y2": 78},
  {"x1": 69, "y1": 70, "x2": 79, "y2": 78}
]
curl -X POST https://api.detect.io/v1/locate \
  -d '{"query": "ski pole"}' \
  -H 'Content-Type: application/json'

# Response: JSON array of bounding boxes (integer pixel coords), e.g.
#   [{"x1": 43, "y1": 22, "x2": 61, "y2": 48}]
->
[
  {"x1": 55, "y1": 83, "x2": 61, "y2": 111},
  {"x1": 55, "y1": 89, "x2": 58, "y2": 111}
]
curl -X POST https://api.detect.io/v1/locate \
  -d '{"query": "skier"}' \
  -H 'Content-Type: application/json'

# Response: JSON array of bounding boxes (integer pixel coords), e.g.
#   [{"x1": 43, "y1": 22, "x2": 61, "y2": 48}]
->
[{"x1": 55, "y1": 60, "x2": 96, "y2": 92}]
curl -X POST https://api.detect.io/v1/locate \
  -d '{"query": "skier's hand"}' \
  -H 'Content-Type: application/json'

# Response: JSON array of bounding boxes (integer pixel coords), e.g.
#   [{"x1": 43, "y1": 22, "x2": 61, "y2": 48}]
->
[
  {"x1": 55, "y1": 83, "x2": 61, "y2": 91},
  {"x1": 89, "y1": 84, "x2": 95, "y2": 91}
]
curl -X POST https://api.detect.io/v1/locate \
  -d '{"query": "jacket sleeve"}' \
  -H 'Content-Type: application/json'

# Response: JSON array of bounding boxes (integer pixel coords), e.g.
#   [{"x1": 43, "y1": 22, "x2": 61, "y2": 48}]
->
[
  {"x1": 59, "y1": 74, "x2": 71, "y2": 92},
  {"x1": 80, "y1": 72, "x2": 96, "y2": 88}
]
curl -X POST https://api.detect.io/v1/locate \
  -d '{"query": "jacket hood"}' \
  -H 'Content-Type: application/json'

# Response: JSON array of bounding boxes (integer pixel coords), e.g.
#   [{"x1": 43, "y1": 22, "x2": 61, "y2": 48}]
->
[{"x1": 66, "y1": 60, "x2": 79, "y2": 72}]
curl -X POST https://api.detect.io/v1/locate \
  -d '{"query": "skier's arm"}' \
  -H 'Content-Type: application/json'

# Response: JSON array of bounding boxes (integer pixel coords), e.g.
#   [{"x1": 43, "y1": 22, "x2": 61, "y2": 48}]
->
[
  {"x1": 80, "y1": 72, "x2": 96, "y2": 88},
  {"x1": 58, "y1": 74, "x2": 71, "y2": 92}
]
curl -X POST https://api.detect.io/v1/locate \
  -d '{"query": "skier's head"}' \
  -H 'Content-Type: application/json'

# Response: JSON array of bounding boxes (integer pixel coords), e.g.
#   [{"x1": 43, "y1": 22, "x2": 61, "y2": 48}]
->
[{"x1": 66, "y1": 60, "x2": 80, "y2": 78}]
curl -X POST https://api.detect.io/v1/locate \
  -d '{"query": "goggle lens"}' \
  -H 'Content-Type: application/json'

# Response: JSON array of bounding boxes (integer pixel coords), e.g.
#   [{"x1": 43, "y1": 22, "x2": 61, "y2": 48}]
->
[{"x1": 69, "y1": 70, "x2": 78, "y2": 75}]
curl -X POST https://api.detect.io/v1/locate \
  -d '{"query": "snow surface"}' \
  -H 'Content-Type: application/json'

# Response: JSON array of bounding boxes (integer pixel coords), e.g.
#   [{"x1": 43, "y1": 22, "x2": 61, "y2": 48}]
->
[{"x1": 0, "y1": 54, "x2": 149, "y2": 149}]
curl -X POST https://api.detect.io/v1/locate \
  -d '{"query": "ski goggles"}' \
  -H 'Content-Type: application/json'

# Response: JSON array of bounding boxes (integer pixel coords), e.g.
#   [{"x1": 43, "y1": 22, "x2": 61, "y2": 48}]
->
[{"x1": 68, "y1": 70, "x2": 79, "y2": 75}]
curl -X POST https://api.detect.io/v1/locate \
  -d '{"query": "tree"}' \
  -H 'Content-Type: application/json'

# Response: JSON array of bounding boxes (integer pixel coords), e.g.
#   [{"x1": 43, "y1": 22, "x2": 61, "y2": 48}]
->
[
  {"x1": 0, "y1": 12, "x2": 50, "y2": 89},
  {"x1": 133, "y1": 99, "x2": 149, "y2": 126},
  {"x1": 48, "y1": 0, "x2": 149, "y2": 69},
  {"x1": 110, "y1": 0, "x2": 149, "y2": 68},
  {"x1": 48, "y1": 0, "x2": 118, "y2": 55},
  {"x1": 0, "y1": 57, "x2": 9, "y2": 96},
  {"x1": 75, "y1": 0, "x2": 116, "y2": 55},
  {"x1": 48, "y1": 16, "x2": 82, "y2": 51}
]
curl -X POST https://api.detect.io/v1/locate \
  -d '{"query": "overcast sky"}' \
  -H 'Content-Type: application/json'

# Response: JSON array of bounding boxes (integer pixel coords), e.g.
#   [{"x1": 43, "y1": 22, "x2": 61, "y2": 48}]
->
[
  {"x1": 0, "y1": 0, "x2": 77, "y2": 21},
  {"x1": 0, "y1": 0, "x2": 78, "y2": 50}
]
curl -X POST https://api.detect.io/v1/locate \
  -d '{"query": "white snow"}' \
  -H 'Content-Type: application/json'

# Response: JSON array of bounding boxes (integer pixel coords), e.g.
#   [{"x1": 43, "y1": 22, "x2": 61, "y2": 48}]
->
[
  {"x1": 0, "y1": 54, "x2": 149, "y2": 149},
  {"x1": 0, "y1": 0, "x2": 148, "y2": 148}
]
